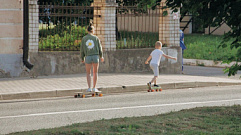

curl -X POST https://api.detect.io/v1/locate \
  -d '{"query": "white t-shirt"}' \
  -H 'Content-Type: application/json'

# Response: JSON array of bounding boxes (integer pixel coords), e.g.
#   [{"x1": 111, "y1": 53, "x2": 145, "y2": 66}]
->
[{"x1": 150, "y1": 49, "x2": 164, "y2": 66}]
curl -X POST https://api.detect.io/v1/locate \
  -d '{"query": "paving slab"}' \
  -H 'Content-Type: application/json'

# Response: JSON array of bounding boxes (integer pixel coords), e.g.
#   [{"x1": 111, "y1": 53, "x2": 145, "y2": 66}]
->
[{"x1": 0, "y1": 73, "x2": 241, "y2": 100}]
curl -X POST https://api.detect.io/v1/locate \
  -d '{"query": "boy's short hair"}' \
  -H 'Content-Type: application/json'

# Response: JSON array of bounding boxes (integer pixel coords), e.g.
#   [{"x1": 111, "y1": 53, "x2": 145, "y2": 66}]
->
[{"x1": 155, "y1": 41, "x2": 162, "y2": 47}]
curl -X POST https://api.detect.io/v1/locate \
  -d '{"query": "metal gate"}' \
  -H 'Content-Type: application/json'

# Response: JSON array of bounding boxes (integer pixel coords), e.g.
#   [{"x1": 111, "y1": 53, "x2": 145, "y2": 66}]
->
[
  {"x1": 116, "y1": 6, "x2": 161, "y2": 49},
  {"x1": 38, "y1": 2, "x2": 93, "y2": 51}
]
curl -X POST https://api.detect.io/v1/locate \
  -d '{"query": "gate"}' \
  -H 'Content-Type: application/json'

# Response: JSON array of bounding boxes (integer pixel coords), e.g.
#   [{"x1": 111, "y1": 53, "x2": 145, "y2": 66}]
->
[
  {"x1": 38, "y1": 2, "x2": 93, "y2": 51},
  {"x1": 116, "y1": 6, "x2": 161, "y2": 49}
]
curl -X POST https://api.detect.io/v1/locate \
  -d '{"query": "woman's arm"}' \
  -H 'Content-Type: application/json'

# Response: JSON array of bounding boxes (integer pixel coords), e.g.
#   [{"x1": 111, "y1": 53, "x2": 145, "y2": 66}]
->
[
  {"x1": 80, "y1": 39, "x2": 85, "y2": 63},
  {"x1": 97, "y1": 38, "x2": 104, "y2": 62}
]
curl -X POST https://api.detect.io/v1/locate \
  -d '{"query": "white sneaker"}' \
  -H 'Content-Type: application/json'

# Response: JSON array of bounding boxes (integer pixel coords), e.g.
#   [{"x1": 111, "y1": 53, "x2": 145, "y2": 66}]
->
[
  {"x1": 92, "y1": 88, "x2": 101, "y2": 92},
  {"x1": 86, "y1": 88, "x2": 92, "y2": 92}
]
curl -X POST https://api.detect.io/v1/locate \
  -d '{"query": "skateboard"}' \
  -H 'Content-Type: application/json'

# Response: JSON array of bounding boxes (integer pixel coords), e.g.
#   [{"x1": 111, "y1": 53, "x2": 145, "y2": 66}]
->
[
  {"x1": 74, "y1": 91, "x2": 103, "y2": 98},
  {"x1": 147, "y1": 86, "x2": 162, "y2": 92}
]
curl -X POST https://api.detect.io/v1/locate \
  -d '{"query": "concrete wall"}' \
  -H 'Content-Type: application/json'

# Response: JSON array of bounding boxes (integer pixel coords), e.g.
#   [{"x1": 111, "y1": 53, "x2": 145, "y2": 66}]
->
[
  {"x1": 205, "y1": 23, "x2": 231, "y2": 35},
  {"x1": 27, "y1": 47, "x2": 181, "y2": 77},
  {"x1": 0, "y1": 0, "x2": 24, "y2": 77},
  {"x1": 180, "y1": 15, "x2": 192, "y2": 34}
]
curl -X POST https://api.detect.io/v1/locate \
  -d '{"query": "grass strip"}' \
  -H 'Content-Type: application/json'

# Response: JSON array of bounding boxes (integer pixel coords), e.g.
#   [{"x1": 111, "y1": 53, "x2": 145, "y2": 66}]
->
[{"x1": 9, "y1": 105, "x2": 241, "y2": 135}]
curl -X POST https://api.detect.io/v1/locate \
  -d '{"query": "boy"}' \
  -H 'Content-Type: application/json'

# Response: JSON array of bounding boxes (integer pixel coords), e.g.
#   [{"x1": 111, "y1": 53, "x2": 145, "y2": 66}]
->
[{"x1": 145, "y1": 41, "x2": 177, "y2": 89}]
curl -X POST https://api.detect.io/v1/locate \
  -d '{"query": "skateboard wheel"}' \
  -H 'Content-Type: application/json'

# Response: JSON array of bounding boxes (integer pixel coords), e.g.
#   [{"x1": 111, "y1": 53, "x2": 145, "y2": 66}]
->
[
  {"x1": 99, "y1": 93, "x2": 103, "y2": 97},
  {"x1": 147, "y1": 90, "x2": 151, "y2": 92},
  {"x1": 82, "y1": 95, "x2": 85, "y2": 98},
  {"x1": 74, "y1": 95, "x2": 77, "y2": 98},
  {"x1": 151, "y1": 89, "x2": 155, "y2": 92},
  {"x1": 92, "y1": 93, "x2": 95, "y2": 97},
  {"x1": 159, "y1": 89, "x2": 162, "y2": 91},
  {"x1": 156, "y1": 89, "x2": 158, "y2": 92}
]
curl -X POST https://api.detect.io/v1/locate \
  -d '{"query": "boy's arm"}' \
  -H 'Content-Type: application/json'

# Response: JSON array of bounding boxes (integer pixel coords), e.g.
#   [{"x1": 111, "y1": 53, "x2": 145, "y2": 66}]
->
[
  {"x1": 163, "y1": 54, "x2": 177, "y2": 61},
  {"x1": 145, "y1": 55, "x2": 152, "y2": 64}
]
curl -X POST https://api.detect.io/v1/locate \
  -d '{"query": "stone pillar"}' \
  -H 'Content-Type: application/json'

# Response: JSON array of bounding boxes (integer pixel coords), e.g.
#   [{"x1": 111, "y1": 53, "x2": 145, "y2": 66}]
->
[
  {"x1": 0, "y1": 0, "x2": 23, "y2": 77},
  {"x1": 93, "y1": 0, "x2": 117, "y2": 51},
  {"x1": 29, "y1": 0, "x2": 39, "y2": 52},
  {"x1": 159, "y1": 2, "x2": 180, "y2": 47}
]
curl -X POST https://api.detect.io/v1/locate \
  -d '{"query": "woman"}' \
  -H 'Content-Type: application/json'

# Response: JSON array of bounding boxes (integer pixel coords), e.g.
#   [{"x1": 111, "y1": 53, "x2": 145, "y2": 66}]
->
[{"x1": 81, "y1": 23, "x2": 104, "y2": 92}]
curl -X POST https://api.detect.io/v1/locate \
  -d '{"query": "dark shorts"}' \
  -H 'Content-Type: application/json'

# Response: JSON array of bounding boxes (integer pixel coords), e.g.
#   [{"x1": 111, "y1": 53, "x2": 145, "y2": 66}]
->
[{"x1": 85, "y1": 55, "x2": 99, "y2": 64}]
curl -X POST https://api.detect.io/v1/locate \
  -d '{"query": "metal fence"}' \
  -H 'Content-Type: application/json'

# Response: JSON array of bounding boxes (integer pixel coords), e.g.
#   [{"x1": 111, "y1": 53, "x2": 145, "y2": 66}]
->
[
  {"x1": 38, "y1": 2, "x2": 93, "y2": 51},
  {"x1": 37, "y1": 2, "x2": 162, "y2": 51},
  {"x1": 116, "y1": 6, "x2": 161, "y2": 49}
]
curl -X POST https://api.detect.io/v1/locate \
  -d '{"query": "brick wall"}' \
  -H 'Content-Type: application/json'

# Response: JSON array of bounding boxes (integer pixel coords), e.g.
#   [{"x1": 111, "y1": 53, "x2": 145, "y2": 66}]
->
[
  {"x1": 29, "y1": 0, "x2": 39, "y2": 52},
  {"x1": 0, "y1": 0, "x2": 23, "y2": 77},
  {"x1": 159, "y1": 2, "x2": 180, "y2": 47},
  {"x1": 0, "y1": 0, "x2": 23, "y2": 54},
  {"x1": 93, "y1": 0, "x2": 117, "y2": 50}
]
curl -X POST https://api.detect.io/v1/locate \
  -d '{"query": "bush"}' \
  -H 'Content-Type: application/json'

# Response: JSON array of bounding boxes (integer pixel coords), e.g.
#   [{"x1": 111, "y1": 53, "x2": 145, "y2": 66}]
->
[
  {"x1": 39, "y1": 24, "x2": 87, "y2": 51},
  {"x1": 184, "y1": 34, "x2": 238, "y2": 61},
  {"x1": 117, "y1": 31, "x2": 159, "y2": 49}
]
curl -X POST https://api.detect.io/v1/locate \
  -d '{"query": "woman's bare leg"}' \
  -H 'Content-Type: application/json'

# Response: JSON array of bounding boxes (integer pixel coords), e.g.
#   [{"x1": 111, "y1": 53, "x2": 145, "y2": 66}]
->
[
  {"x1": 92, "y1": 63, "x2": 99, "y2": 88},
  {"x1": 85, "y1": 63, "x2": 92, "y2": 88}
]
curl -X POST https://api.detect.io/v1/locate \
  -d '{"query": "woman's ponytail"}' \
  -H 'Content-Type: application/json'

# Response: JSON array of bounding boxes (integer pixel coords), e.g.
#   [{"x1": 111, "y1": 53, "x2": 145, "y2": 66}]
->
[{"x1": 87, "y1": 22, "x2": 94, "y2": 32}]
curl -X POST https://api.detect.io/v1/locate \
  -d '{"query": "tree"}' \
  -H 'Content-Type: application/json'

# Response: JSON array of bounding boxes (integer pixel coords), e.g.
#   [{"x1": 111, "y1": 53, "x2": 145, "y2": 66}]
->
[{"x1": 139, "y1": 0, "x2": 241, "y2": 77}]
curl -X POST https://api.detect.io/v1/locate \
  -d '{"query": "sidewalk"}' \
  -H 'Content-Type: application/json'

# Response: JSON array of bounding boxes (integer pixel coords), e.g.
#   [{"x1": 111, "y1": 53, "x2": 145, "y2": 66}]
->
[{"x1": 0, "y1": 73, "x2": 241, "y2": 100}]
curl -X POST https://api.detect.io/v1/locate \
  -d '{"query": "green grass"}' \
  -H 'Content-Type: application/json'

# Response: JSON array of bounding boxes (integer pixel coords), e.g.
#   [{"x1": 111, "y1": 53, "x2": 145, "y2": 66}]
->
[
  {"x1": 116, "y1": 31, "x2": 159, "y2": 49},
  {"x1": 184, "y1": 34, "x2": 238, "y2": 61},
  {"x1": 9, "y1": 105, "x2": 241, "y2": 135}
]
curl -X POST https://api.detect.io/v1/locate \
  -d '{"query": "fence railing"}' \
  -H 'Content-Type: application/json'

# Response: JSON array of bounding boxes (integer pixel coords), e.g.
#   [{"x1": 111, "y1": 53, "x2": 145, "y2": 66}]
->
[
  {"x1": 37, "y1": 3, "x2": 162, "y2": 51},
  {"x1": 116, "y1": 6, "x2": 161, "y2": 49},
  {"x1": 38, "y1": 2, "x2": 93, "y2": 51}
]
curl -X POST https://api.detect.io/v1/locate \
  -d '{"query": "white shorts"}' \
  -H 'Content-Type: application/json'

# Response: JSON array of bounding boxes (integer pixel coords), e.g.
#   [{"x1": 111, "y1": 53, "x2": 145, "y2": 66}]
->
[{"x1": 150, "y1": 63, "x2": 159, "y2": 77}]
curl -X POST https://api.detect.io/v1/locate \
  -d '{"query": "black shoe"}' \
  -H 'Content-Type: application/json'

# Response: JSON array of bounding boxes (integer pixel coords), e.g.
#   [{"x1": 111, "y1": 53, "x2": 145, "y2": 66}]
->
[{"x1": 154, "y1": 84, "x2": 159, "y2": 87}]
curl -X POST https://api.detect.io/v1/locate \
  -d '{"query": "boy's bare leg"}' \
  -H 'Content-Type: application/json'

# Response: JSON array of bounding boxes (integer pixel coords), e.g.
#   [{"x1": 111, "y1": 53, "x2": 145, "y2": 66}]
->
[
  {"x1": 154, "y1": 80, "x2": 157, "y2": 85},
  {"x1": 151, "y1": 76, "x2": 158, "y2": 84},
  {"x1": 92, "y1": 63, "x2": 99, "y2": 88},
  {"x1": 85, "y1": 63, "x2": 92, "y2": 88}
]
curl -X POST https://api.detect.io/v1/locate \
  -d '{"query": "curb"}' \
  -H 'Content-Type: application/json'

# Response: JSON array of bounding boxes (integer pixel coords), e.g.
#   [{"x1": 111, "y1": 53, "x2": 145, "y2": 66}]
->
[
  {"x1": 1, "y1": 82, "x2": 241, "y2": 101},
  {"x1": 184, "y1": 59, "x2": 241, "y2": 68}
]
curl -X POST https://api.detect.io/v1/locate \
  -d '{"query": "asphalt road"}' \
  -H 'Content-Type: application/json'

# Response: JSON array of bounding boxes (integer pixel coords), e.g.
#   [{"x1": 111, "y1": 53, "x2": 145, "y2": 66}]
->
[
  {"x1": 0, "y1": 85, "x2": 241, "y2": 134},
  {"x1": 183, "y1": 65, "x2": 241, "y2": 79}
]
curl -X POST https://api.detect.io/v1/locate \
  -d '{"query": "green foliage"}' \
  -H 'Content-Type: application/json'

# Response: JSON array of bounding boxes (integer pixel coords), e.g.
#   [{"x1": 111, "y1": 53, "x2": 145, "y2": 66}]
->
[
  {"x1": 165, "y1": 0, "x2": 241, "y2": 76},
  {"x1": 184, "y1": 34, "x2": 237, "y2": 62},
  {"x1": 9, "y1": 105, "x2": 241, "y2": 135},
  {"x1": 39, "y1": 25, "x2": 87, "y2": 51},
  {"x1": 137, "y1": 0, "x2": 241, "y2": 76},
  {"x1": 117, "y1": 32, "x2": 159, "y2": 49}
]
